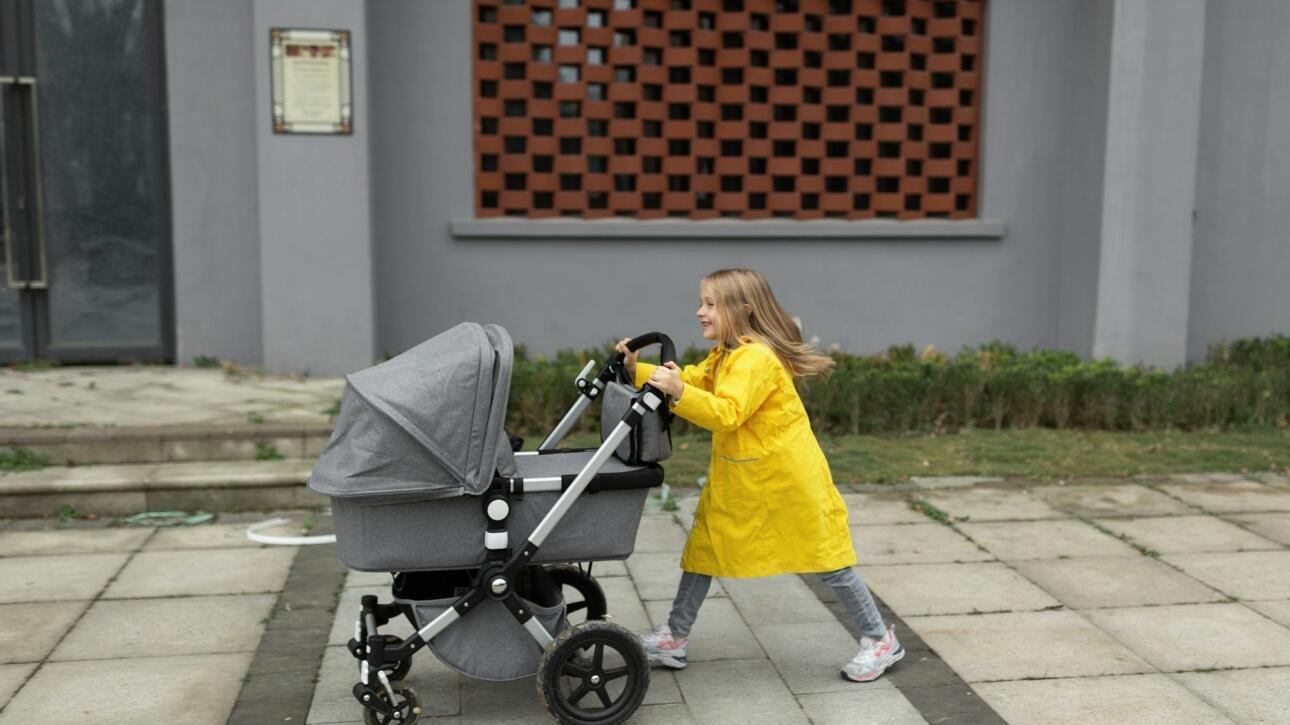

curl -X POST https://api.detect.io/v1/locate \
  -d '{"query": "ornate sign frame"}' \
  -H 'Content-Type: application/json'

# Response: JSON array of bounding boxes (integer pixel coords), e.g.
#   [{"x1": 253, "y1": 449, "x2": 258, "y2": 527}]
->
[{"x1": 270, "y1": 28, "x2": 353, "y2": 135}]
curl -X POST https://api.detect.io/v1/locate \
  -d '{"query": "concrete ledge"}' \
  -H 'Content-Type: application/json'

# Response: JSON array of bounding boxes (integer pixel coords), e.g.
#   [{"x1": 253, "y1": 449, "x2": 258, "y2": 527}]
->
[
  {"x1": 0, "y1": 424, "x2": 334, "y2": 466},
  {"x1": 451, "y1": 217, "x2": 1007, "y2": 240},
  {"x1": 0, "y1": 460, "x2": 324, "y2": 517}
]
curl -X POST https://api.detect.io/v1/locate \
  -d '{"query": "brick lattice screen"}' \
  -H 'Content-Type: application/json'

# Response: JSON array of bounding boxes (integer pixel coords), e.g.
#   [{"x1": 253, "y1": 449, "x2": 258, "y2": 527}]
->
[{"x1": 473, "y1": 0, "x2": 984, "y2": 220}]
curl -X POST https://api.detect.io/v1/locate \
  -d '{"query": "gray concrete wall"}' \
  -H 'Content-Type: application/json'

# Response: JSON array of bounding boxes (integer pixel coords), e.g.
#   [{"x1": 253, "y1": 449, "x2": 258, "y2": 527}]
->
[
  {"x1": 165, "y1": 0, "x2": 263, "y2": 364},
  {"x1": 253, "y1": 0, "x2": 375, "y2": 375},
  {"x1": 368, "y1": 0, "x2": 1100, "y2": 360},
  {"x1": 1189, "y1": 0, "x2": 1290, "y2": 361},
  {"x1": 1092, "y1": 0, "x2": 1206, "y2": 368}
]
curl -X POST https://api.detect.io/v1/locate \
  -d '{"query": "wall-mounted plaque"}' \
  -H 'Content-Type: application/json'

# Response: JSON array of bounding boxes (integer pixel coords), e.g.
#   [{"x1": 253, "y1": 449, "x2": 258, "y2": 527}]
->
[{"x1": 270, "y1": 28, "x2": 352, "y2": 134}]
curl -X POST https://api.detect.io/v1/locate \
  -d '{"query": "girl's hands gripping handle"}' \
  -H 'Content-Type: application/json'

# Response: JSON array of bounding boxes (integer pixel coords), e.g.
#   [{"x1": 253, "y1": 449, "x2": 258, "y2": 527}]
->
[{"x1": 613, "y1": 332, "x2": 681, "y2": 401}]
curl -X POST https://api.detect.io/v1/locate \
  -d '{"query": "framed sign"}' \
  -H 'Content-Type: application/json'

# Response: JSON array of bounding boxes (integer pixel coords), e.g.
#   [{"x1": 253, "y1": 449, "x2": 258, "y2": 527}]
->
[{"x1": 270, "y1": 28, "x2": 352, "y2": 134}]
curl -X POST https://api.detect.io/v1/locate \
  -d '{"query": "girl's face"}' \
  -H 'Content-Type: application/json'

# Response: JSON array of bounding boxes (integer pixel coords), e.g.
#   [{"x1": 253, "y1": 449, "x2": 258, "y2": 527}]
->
[{"x1": 696, "y1": 282, "x2": 721, "y2": 340}]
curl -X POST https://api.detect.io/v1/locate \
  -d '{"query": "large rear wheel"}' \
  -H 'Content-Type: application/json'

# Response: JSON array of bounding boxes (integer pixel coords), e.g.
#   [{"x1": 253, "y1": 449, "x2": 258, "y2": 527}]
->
[{"x1": 537, "y1": 620, "x2": 649, "y2": 725}]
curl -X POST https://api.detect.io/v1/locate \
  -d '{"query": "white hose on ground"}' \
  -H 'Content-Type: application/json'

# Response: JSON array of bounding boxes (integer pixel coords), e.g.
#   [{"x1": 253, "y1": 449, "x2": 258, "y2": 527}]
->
[{"x1": 245, "y1": 517, "x2": 337, "y2": 545}]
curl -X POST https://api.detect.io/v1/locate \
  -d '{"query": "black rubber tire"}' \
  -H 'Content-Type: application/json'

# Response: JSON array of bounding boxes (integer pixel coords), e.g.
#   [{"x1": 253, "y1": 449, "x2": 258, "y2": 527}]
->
[
  {"x1": 361, "y1": 685, "x2": 421, "y2": 725},
  {"x1": 546, "y1": 564, "x2": 608, "y2": 624},
  {"x1": 375, "y1": 634, "x2": 413, "y2": 682},
  {"x1": 537, "y1": 620, "x2": 650, "y2": 725}
]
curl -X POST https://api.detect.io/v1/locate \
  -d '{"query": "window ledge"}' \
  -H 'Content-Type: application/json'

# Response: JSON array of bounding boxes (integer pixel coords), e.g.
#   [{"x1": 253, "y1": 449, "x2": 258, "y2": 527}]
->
[{"x1": 451, "y1": 218, "x2": 1006, "y2": 240}]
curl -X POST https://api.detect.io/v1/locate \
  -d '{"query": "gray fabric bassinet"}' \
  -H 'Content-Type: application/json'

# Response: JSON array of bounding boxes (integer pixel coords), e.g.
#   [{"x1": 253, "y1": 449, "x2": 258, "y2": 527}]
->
[{"x1": 309, "y1": 323, "x2": 661, "y2": 572}]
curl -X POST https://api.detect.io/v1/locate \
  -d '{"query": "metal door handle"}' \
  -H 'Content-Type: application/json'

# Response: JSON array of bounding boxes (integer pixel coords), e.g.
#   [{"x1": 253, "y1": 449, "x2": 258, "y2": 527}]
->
[{"x1": 0, "y1": 76, "x2": 46, "y2": 290}]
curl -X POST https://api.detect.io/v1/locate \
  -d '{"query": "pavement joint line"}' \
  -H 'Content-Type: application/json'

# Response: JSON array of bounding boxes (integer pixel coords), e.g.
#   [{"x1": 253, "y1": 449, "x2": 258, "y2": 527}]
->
[
  {"x1": 0, "y1": 526, "x2": 158, "y2": 719},
  {"x1": 226, "y1": 540, "x2": 347, "y2": 725},
  {"x1": 800, "y1": 572, "x2": 1010, "y2": 724}
]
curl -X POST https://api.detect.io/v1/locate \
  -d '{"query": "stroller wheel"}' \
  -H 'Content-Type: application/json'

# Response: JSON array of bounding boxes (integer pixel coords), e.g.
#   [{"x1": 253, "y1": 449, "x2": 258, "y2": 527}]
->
[
  {"x1": 379, "y1": 635, "x2": 413, "y2": 681},
  {"x1": 538, "y1": 620, "x2": 650, "y2": 725},
  {"x1": 361, "y1": 685, "x2": 421, "y2": 725},
  {"x1": 546, "y1": 565, "x2": 607, "y2": 624}
]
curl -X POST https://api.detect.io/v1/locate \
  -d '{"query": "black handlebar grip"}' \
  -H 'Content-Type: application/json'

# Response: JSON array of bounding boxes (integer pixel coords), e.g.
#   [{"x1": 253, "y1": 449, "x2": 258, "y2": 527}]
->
[{"x1": 625, "y1": 332, "x2": 677, "y2": 365}]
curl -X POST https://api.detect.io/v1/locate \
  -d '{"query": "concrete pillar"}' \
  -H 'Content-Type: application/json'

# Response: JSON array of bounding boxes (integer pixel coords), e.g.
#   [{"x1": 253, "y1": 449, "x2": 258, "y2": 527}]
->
[
  {"x1": 252, "y1": 0, "x2": 375, "y2": 375},
  {"x1": 1091, "y1": 0, "x2": 1207, "y2": 367}
]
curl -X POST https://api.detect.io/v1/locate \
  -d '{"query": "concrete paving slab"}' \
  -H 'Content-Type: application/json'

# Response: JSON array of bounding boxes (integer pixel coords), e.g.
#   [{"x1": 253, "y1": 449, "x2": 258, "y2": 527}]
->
[
  {"x1": 854, "y1": 523, "x2": 993, "y2": 565},
  {"x1": 916, "y1": 488, "x2": 1065, "y2": 522},
  {"x1": 51, "y1": 594, "x2": 275, "y2": 661},
  {"x1": 975, "y1": 673, "x2": 1234, "y2": 725},
  {"x1": 458, "y1": 675, "x2": 551, "y2": 724},
  {"x1": 345, "y1": 569, "x2": 395, "y2": 589},
  {"x1": 753, "y1": 619, "x2": 894, "y2": 695},
  {"x1": 1158, "y1": 481, "x2": 1290, "y2": 514},
  {"x1": 0, "y1": 652, "x2": 252, "y2": 724},
  {"x1": 1244, "y1": 599, "x2": 1290, "y2": 628},
  {"x1": 956, "y1": 520, "x2": 1134, "y2": 561},
  {"x1": 589, "y1": 559, "x2": 627, "y2": 577},
  {"x1": 630, "y1": 703, "x2": 695, "y2": 724},
  {"x1": 905, "y1": 610, "x2": 1153, "y2": 682},
  {"x1": 1163, "y1": 550, "x2": 1290, "y2": 601},
  {"x1": 1012, "y1": 556, "x2": 1226, "y2": 609},
  {"x1": 0, "y1": 528, "x2": 149, "y2": 556},
  {"x1": 1093, "y1": 515, "x2": 1282, "y2": 554},
  {"x1": 1224, "y1": 512, "x2": 1290, "y2": 545},
  {"x1": 644, "y1": 597, "x2": 764, "y2": 662},
  {"x1": 103, "y1": 547, "x2": 295, "y2": 598},
  {"x1": 796, "y1": 688, "x2": 928, "y2": 724},
  {"x1": 1035, "y1": 483, "x2": 1195, "y2": 518},
  {"x1": 0, "y1": 601, "x2": 88, "y2": 663},
  {"x1": 910, "y1": 476, "x2": 1003, "y2": 489},
  {"x1": 142, "y1": 521, "x2": 300, "y2": 550},
  {"x1": 0, "y1": 664, "x2": 34, "y2": 709},
  {"x1": 641, "y1": 668, "x2": 682, "y2": 706},
  {"x1": 675, "y1": 658, "x2": 810, "y2": 724},
  {"x1": 863, "y1": 562, "x2": 1061, "y2": 616},
  {"x1": 632, "y1": 514, "x2": 689, "y2": 553},
  {"x1": 1174, "y1": 666, "x2": 1290, "y2": 724},
  {"x1": 1086, "y1": 603, "x2": 1290, "y2": 671},
  {"x1": 625, "y1": 552, "x2": 725, "y2": 601},
  {"x1": 719, "y1": 573, "x2": 840, "y2": 625},
  {"x1": 597, "y1": 575, "x2": 652, "y2": 631},
  {"x1": 842, "y1": 493, "x2": 928, "y2": 526},
  {"x1": 0, "y1": 552, "x2": 127, "y2": 603}
]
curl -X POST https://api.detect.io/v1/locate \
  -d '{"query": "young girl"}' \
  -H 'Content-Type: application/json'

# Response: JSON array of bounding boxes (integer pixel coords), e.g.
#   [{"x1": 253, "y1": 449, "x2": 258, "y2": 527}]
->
[{"x1": 616, "y1": 268, "x2": 902, "y2": 683}]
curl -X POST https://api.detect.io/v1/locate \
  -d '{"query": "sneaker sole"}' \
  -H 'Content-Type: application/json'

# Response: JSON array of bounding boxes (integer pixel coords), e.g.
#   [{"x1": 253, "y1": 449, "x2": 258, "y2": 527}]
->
[
  {"x1": 646, "y1": 652, "x2": 688, "y2": 669},
  {"x1": 840, "y1": 646, "x2": 905, "y2": 683}
]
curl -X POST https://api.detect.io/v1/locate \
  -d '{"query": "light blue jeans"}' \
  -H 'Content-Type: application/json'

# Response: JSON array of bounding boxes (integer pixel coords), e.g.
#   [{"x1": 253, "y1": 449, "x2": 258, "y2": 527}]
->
[{"x1": 666, "y1": 567, "x2": 887, "y2": 640}]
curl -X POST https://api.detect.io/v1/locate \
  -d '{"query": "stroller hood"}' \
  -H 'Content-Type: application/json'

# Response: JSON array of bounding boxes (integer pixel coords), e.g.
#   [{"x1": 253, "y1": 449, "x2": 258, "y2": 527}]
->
[{"x1": 309, "y1": 322, "x2": 515, "y2": 501}]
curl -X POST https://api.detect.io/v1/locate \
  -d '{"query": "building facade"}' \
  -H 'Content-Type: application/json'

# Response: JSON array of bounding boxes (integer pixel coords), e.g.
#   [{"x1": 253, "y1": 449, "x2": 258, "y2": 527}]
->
[{"x1": 0, "y1": 0, "x2": 1286, "y2": 374}]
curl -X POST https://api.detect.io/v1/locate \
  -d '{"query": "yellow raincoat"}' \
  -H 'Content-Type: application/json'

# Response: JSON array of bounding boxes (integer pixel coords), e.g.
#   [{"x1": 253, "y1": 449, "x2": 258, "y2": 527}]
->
[{"x1": 636, "y1": 339, "x2": 855, "y2": 578}]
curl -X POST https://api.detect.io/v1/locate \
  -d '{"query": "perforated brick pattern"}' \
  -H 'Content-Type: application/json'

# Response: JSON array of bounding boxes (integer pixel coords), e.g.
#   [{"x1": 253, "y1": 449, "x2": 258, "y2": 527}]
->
[{"x1": 474, "y1": 0, "x2": 984, "y2": 220}]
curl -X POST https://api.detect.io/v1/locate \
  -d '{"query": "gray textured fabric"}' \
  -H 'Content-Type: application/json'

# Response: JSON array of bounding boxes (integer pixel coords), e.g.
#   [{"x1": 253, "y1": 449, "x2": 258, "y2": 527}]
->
[
  {"x1": 308, "y1": 322, "x2": 513, "y2": 500},
  {"x1": 600, "y1": 381, "x2": 672, "y2": 464},
  {"x1": 402, "y1": 595, "x2": 565, "y2": 681}
]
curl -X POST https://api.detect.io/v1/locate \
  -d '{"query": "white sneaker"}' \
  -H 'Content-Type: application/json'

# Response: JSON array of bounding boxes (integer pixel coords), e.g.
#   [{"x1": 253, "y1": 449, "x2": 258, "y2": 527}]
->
[
  {"x1": 638, "y1": 625, "x2": 689, "y2": 669},
  {"x1": 841, "y1": 625, "x2": 904, "y2": 682}
]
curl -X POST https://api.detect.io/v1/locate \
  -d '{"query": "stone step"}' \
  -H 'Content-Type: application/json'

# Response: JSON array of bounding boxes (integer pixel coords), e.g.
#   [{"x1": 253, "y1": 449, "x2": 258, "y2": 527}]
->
[
  {"x1": 0, "y1": 423, "x2": 334, "y2": 466},
  {"x1": 0, "y1": 459, "x2": 325, "y2": 518}
]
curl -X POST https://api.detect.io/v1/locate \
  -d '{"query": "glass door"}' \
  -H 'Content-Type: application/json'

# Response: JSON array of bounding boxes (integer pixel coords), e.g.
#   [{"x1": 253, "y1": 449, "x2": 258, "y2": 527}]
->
[{"x1": 0, "y1": 0, "x2": 172, "y2": 364}]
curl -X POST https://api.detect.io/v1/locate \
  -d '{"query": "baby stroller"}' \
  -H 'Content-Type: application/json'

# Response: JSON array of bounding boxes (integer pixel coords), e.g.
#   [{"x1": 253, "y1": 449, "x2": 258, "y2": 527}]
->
[{"x1": 309, "y1": 323, "x2": 676, "y2": 724}]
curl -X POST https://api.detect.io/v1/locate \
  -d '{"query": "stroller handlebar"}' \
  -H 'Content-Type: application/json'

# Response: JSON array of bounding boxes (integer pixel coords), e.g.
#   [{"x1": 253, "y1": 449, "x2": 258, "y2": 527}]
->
[{"x1": 623, "y1": 332, "x2": 677, "y2": 365}]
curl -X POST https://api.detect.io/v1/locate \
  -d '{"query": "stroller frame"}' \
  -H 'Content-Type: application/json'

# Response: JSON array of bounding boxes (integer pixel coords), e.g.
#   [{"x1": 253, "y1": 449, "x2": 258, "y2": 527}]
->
[{"x1": 347, "y1": 333, "x2": 673, "y2": 724}]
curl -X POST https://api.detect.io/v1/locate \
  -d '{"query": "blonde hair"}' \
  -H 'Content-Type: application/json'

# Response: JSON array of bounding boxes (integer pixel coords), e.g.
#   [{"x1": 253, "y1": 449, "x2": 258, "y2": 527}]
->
[{"x1": 702, "y1": 268, "x2": 834, "y2": 379}]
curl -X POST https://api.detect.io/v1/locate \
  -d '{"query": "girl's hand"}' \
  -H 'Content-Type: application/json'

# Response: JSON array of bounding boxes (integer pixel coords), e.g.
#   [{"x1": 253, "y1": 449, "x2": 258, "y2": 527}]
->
[
  {"x1": 615, "y1": 337, "x2": 637, "y2": 379},
  {"x1": 647, "y1": 361, "x2": 684, "y2": 400}
]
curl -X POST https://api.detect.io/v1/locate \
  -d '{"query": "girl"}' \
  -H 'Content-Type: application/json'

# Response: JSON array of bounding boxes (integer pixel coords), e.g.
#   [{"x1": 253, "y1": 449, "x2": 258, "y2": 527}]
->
[{"x1": 616, "y1": 268, "x2": 902, "y2": 683}]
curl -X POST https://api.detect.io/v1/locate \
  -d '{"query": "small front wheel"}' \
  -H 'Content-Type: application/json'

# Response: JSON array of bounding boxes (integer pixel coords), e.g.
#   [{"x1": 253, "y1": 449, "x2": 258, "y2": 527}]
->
[
  {"x1": 361, "y1": 684, "x2": 421, "y2": 725},
  {"x1": 537, "y1": 620, "x2": 649, "y2": 725}
]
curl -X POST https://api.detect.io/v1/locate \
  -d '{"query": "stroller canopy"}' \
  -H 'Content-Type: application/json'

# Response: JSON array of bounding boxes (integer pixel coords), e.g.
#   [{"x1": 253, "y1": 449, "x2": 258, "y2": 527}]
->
[{"x1": 310, "y1": 322, "x2": 515, "y2": 501}]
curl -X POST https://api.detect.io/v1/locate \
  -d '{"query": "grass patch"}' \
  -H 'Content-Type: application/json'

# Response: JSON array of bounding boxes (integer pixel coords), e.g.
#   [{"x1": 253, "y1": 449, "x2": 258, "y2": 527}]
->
[
  {"x1": 255, "y1": 443, "x2": 284, "y2": 461},
  {"x1": 193, "y1": 355, "x2": 221, "y2": 368},
  {"x1": 0, "y1": 447, "x2": 50, "y2": 473},
  {"x1": 11, "y1": 359, "x2": 58, "y2": 371},
  {"x1": 247, "y1": 413, "x2": 266, "y2": 425},
  {"x1": 913, "y1": 499, "x2": 952, "y2": 525},
  {"x1": 549, "y1": 426, "x2": 1288, "y2": 486}
]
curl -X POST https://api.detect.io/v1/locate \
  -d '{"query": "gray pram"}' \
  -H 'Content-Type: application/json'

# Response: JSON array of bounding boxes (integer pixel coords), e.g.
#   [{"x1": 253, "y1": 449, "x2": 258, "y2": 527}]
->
[{"x1": 309, "y1": 323, "x2": 675, "y2": 724}]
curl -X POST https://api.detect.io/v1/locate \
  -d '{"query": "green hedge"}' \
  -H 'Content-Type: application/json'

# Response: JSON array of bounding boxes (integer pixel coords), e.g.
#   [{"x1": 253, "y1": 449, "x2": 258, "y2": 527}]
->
[{"x1": 504, "y1": 335, "x2": 1290, "y2": 437}]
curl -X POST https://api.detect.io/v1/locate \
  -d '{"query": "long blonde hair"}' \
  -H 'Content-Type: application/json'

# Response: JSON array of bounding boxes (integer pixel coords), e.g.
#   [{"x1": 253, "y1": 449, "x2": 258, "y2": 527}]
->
[{"x1": 703, "y1": 268, "x2": 834, "y2": 379}]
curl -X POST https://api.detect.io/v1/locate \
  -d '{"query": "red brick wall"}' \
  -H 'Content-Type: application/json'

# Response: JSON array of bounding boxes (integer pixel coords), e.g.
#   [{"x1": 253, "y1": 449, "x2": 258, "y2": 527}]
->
[{"x1": 474, "y1": 0, "x2": 984, "y2": 220}]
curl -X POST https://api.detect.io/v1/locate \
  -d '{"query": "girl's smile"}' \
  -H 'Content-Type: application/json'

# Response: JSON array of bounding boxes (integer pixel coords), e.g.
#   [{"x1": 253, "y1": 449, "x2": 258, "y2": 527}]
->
[{"x1": 697, "y1": 283, "x2": 720, "y2": 340}]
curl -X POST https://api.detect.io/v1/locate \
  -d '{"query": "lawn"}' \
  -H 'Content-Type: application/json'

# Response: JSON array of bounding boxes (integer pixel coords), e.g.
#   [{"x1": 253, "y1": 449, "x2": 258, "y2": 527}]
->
[{"x1": 547, "y1": 427, "x2": 1290, "y2": 486}]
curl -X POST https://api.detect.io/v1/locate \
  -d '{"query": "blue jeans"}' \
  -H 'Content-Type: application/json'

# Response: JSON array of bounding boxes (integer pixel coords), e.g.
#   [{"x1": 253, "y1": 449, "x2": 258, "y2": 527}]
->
[{"x1": 665, "y1": 567, "x2": 887, "y2": 640}]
